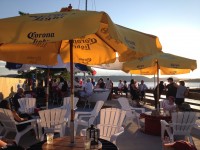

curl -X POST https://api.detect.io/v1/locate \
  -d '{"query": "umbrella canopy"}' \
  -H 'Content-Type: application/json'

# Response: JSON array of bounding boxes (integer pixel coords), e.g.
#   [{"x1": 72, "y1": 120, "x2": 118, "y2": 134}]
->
[
  {"x1": 122, "y1": 52, "x2": 197, "y2": 110},
  {"x1": 0, "y1": 9, "x2": 162, "y2": 65},
  {"x1": 122, "y1": 53, "x2": 197, "y2": 75}
]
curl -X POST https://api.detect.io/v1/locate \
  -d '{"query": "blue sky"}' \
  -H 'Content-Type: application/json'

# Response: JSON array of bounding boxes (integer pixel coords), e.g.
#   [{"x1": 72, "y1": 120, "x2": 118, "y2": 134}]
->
[{"x1": 0, "y1": 0, "x2": 200, "y2": 79}]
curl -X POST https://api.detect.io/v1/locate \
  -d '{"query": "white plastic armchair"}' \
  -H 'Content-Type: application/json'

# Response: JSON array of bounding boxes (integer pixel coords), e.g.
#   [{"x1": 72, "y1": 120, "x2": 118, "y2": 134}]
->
[
  {"x1": 62, "y1": 96, "x2": 79, "y2": 110},
  {"x1": 37, "y1": 108, "x2": 67, "y2": 141},
  {"x1": 18, "y1": 98, "x2": 36, "y2": 114},
  {"x1": 74, "y1": 101, "x2": 104, "y2": 135},
  {"x1": 0, "y1": 108, "x2": 37, "y2": 145},
  {"x1": 60, "y1": 97, "x2": 79, "y2": 127},
  {"x1": 80, "y1": 108, "x2": 126, "y2": 145},
  {"x1": 160, "y1": 111, "x2": 198, "y2": 146},
  {"x1": 118, "y1": 97, "x2": 145, "y2": 127}
]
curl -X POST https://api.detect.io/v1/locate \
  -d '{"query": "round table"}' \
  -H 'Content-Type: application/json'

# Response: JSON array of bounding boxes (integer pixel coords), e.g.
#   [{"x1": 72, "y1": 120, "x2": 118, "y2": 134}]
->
[
  {"x1": 28, "y1": 136, "x2": 118, "y2": 150},
  {"x1": 140, "y1": 112, "x2": 171, "y2": 136}
]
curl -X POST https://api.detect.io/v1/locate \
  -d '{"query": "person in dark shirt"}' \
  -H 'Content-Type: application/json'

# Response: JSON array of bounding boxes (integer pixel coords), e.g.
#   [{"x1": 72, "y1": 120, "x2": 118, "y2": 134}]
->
[
  {"x1": 166, "y1": 77, "x2": 177, "y2": 98},
  {"x1": 12, "y1": 88, "x2": 24, "y2": 112},
  {"x1": 153, "y1": 81, "x2": 165, "y2": 109}
]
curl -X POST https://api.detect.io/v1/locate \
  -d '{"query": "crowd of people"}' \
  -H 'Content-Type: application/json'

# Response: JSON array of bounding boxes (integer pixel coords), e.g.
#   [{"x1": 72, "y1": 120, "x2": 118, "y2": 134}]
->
[{"x1": 154, "y1": 77, "x2": 189, "y2": 112}]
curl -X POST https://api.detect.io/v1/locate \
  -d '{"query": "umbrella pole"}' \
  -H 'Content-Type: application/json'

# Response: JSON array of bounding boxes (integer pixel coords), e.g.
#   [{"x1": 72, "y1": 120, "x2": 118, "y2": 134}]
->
[
  {"x1": 156, "y1": 61, "x2": 160, "y2": 111},
  {"x1": 46, "y1": 68, "x2": 50, "y2": 109},
  {"x1": 69, "y1": 39, "x2": 75, "y2": 144}
]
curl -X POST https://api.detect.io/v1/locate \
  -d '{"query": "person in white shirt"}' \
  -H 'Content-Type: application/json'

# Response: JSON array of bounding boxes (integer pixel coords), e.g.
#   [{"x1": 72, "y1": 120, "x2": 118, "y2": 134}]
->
[
  {"x1": 80, "y1": 78, "x2": 94, "y2": 97},
  {"x1": 138, "y1": 80, "x2": 148, "y2": 101},
  {"x1": 162, "y1": 96, "x2": 176, "y2": 113},
  {"x1": 118, "y1": 80, "x2": 124, "y2": 95}
]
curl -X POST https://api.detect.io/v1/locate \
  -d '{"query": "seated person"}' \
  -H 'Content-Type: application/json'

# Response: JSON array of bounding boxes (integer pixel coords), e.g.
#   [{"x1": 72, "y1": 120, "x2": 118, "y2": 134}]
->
[
  {"x1": 80, "y1": 78, "x2": 94, "y2": 98},
  {"x1": 0, "y1": 100, "x2": 32, "y2": 131},
  {"x1": 0, "y1": 139, "x2": 25, "y2": 150},
  {"x1": 94, "y1": 78, "x2": 105, "y2": 89},
  {"x1": 162, "y1": 96, "x2": 176, "y2": 113}
]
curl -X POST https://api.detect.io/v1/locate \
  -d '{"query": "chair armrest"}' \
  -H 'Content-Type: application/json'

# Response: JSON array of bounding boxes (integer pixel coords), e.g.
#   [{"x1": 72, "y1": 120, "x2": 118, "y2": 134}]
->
[
  {"x1": 15, "y1": 119, "x2": 37, "y2": 125},
  {"x1": 110, "y1": 127, "x2": 124, "y2": 145},
  {"x1": 130, "y1": 107, "x2": 145, "y2": 113},
  {"x1": 160, "y1": 120, "x2": 169, "y2": 127},
  {"x1": 79, "y1": 115, "x2": 92, "y2": 120},
  {"x1": 75, "y1": 111, "x2": 92, "y2": 119}
]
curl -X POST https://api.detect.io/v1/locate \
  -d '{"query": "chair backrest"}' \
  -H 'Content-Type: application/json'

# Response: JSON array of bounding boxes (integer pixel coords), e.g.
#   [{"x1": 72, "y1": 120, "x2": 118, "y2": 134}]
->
[
  {"x1": 38, "y1": 108, "x2": 67, "y2": 130},
  {"x1": 18, "y1": 98, "x2": 36, "y2": 114},
  {"x1": 118, "y1": 97, "x2": 131, "y2": 110},
  {"x1": 88, "y1": 101, "x2": 104, "y2": 125},
  {"x1": 118, "y1": 97, "x2": 134, "y2": 116},
  {"x1": 63, "y1": 97, "x2": 79, "y2": 109},
  {"x1": 0, "y1": 108, "x2": 17, "y2": 132},
  {"x1": 89, "y1": 89, "x2": 111, "y2": 102},
  {"x1": 171, "y1": 112, "x2": 197, "y2": 136},
  {"x1": 98, "y1": 108, "x2": 126, "y2": 141}
]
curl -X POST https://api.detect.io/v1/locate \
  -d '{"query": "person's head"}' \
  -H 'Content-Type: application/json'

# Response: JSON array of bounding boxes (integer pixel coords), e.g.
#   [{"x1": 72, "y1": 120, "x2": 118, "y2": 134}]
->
[
  {"x1": 107, "y1": 78, "x2": 109, "y2": 81},
  {"x1": 130, "y1": 79, "x2": 134, "y2": 84},
  {"x1": 119, "y1": 80, "x2": 122, "y2": 83},
  {"x1": 167, "y1": 77, "x2": 173, "y2": 83},
  {"x1": 160, "y1": 81, "x2": 164, "y2": 85},
  {"x1": 179, "y1": 80, "x2": 185, "y2": 86},
  {"x1": 141, "y1": 80, "x2": 144, "y2": 84},
  {"x1": 87, "y1": 78, "x2": 91, "y2": 83},
  {"x1": 0, "y1": 100, "x2": 11, "y2": 110},
  {"x1": 124, "y1": 80, "x2": 127, "y2": 83}
]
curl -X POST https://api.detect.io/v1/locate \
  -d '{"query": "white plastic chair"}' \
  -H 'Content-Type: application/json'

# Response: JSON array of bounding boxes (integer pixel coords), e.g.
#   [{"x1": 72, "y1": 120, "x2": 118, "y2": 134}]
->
[
  {"x1": 80, "y1": 108, "x2": 126, "y2": 145},
  {"x1": 160, "y1": 111, "x2": 198, "y2": 146},
  {"x1": 60, "y1": 97, "x2": 79, "y2": 127},
  {"x1": 18, "y1": 98, "x2": 36, "y2": 114},
  {"x1": 0, "y1": 108, "x2": 37, "y2": 145},
  {"x1": 37, "y1": 108, "x2": 67, "y2": 141},
  {"x1": 62, "y1": 96, "x2": 79, "y2": 110},
  {"x1": 74, "y1": 101, "x2": 104, "y2": 135},
  {"x1": 118, "y1": 97, "x2": 145, "y2": 127}
]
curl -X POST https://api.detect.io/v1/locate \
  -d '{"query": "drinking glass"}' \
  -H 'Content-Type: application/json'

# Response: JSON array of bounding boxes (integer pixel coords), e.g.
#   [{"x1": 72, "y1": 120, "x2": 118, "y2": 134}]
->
[{"x1": 46, "y1": 133, "x2": 54, "y2": 144}]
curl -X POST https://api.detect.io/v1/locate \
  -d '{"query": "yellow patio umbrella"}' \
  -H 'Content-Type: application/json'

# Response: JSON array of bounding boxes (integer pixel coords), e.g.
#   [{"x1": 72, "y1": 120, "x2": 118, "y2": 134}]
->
[
  {"x1": 0, "y1": 9, "x2": 162, "y2": 143},
  {"x1": 122, "y1": 52, "x2": 197, "y2": 109},
  {"x1": 0, "y1": 9, "x2": 162, "y2": 65},
  {"x1": 123, "y1": 53, "x2": 197, "y2": 74}
]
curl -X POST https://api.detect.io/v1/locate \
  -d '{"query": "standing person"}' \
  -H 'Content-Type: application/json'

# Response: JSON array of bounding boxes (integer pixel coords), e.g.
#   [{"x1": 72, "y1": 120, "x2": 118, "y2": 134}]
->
[
  {"x1": 105, "y1": 78, "x2": 113, "y2": 100},
  {"x1": 130, "y1": 80, "x2": 140, "y2": 107},
  {"x1": 74, "y1": 77, "x2": 82, "y2": 97},
  {"x1": 153, "y1": 81, "x2": 165, "y2": 109},
  {"x1": 123, "y1": 80, "x2": 128, "y2": 98},
  {"x1": 174, "y1": 80, "x2": 189, "y2": 107},
  {"x1": 138, "y1": 80, "x2": 148, "y2": 101},
  {"x1": 117, "y1": 80, "x2": 124, "y2": 95},
  {"x1": 17, "y1": 79, "x2": 23, "y2": 90},
  {"x1": 12, "y1": 88, "x2": 25, "y2": 112},
  {"x1": 129, "y1": 79, "x2": 135, "y2": 100},
  {"x1": 91, "y1": 78, "x2": 95, "y2": 86},
  {"x1": 166, "y1": 77, "x2": 177, "y2": 98}
]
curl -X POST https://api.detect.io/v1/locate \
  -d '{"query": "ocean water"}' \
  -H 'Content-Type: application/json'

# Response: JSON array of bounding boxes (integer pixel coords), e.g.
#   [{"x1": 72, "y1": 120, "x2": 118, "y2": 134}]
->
[{"x1": 112, "y1": 82, "x2": 200, "y2": 89}]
